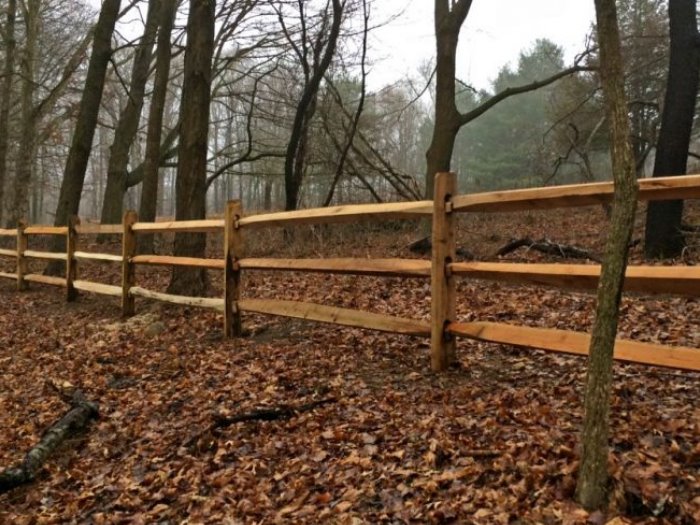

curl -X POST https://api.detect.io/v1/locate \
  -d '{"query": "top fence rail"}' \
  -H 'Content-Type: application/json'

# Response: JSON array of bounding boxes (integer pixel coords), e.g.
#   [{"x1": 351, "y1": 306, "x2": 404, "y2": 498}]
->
[{"x1": 452, "y1": 174, "x2": 700, "y2": 213}]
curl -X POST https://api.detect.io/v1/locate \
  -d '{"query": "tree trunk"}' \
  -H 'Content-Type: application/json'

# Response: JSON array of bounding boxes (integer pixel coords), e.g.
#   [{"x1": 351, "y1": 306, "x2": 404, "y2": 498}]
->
[
  {"x1": 138, "y1": 0, "x2": 177, "y2": 254},
  {"x1": 575, "y1": 0, "x2": 638, "y2": 511},
  {"x1": 98, "y1": 0, "x2": 159, "y2": 233},
  {"x1": 643, "y1": 0, "x2": 700, "y2": 259},
  {"x1": 282, "y1": 0, "x2": 343, "y2": 212},
  {"x1": 0, "y1": 0, "x2": 17, "y2": 224},
  {"x1": 167, "y1": 0, "x2": 215, "y2": 296},
  {"x1": 7, "y1": 0, "x2": 39, "y2": 227},
  {"x1": 425, "y1": 1, "x2": 472, "y2": 199},
  {"x1": 49, "y1": 0, "x2": 120, "y2": 243}
]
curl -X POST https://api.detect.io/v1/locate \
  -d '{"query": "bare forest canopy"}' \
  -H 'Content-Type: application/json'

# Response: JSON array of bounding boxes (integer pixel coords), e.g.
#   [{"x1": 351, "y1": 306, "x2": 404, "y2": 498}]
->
[{"x1": 0, "y1": 0, "x2": 681, "y2": 226}]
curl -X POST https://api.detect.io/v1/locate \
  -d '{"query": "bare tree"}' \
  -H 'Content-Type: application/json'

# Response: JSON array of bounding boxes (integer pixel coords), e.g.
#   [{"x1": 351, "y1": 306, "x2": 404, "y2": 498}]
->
[
  {"x1": 274, "y1": 0, "x2": 345, "y2": 211},
  {"x1": 99, "y1": 0, "x2": 159, "y2": 230},
  {"x1": 138, "y1": 0, "x2": 178, "y2": 253},
  {"x1": 425, "y1": 0, "x2": 590, "y2": 199},
  {"x1": 7, "y1": 0, "x2": 93, "y2": 227}
]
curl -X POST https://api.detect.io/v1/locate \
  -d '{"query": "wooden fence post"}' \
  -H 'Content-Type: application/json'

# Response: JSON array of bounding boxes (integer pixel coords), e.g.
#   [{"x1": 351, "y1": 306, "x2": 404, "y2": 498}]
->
[
  {"x1": 122, "y1": 210, "x2": 138, "y2": 317},
  {"x1": 430, "y1": 172, "x2": 457, "y2": 371},
  {"x1": 16, "y1": 220, "x2": 27, "y2": 291},
  {"x1": 66, "y1": 216, "x2": 79, "y2": 301},
  {"x1": 224, "y1": 200, "x2": 244, "y2": 337}
]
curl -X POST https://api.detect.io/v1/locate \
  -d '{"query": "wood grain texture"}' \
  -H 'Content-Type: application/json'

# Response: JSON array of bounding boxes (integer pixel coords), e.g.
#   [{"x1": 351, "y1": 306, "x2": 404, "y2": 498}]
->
[
  {"x1": 431, "y1": 172, "x2": 457, "y2": 371},
  {"x1": 224, "y1": 201, "x2": 244, "y2": 338},
  {"x1": 452, "y1": 173, "x2": 700, "y2": 213},
  {"x1": 129, "y1": 286, "x2": 224, "y2": 311},
  {"x1": 237, "y1": 201, "x2": 433, "y2": 229},
  {"x1": 238, "y1": 298, "x2": 430, "y2": 336},
  {"x1": 239, "y1": 258, "x2": 431, "y2": 277},
  {"x1": 73, "y1": 280, "x2": 122, "y2": 297},
  {"x1": 450, "y1": 262, "x2": 700, "y2": 296},
  {"x1": 448, "y1": 321, "x2": 700, "y2": 371},
  {"x1": 23, "y1": 250, "x2": 67, "y2": 261},
  {"x1": 131, "y1": 219, "x2": 224, "y2": 233},
  {"x1": 75, "y1": 223, "x2": 122, "y2": 235},
  {"x1": 130, "y1": 254, "x2": 225, "y2": 269},
  {"x1": 74, "y1": 251, "x2": 122, "y2": 263},
  {"x1": 121, "y1": 211, "x2": 138, "y2": 317},
  {"x1": 24, "y1": 274, "x2": 66, "y2": 287},
  {"x1": 24, "y1": 226, "x2": 68, "y2": 236}
]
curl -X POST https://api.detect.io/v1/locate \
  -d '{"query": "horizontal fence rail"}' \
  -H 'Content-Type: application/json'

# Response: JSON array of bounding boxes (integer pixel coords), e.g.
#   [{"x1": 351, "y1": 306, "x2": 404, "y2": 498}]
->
[
  {"x1": 131, "y1": 219, "x2": 225, "y2": 234},
  {"x1": 1, "y1": 173, "x2": 699, "y2": 372},
  {"x1": 237, "y1": 201, "x2": 433, "y2": 229},
  {"x1": 448, "y1": 321, "x2": 700, "y2": 372},
  {"x1": 238, "y1": 258, "x2": 432, "y2": 278},
  {"x1": 452, "y1": 174, "x2": 700, "y2": 213},
  {"x1": 238, "y1": 298, "x2": 431, "y2": 336},
  {"x1": 450, "y1": 262, "x2": 700, "y2": 296}
]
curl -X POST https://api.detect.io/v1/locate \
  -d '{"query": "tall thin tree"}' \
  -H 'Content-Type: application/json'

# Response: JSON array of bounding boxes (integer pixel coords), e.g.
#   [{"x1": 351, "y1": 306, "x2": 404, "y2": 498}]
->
[
  {"x1": 277, "y1": 0, "x2": 344, "y2": 212},
  {"x1": 99, "y1": 0, "x2": 159, "y2": 231},
  {"x1": 138, "y1": 0, "x2": 178, "y2": 253},
  {"x1": 576, "y1": 0, "x2": 639, "y2": 510}
]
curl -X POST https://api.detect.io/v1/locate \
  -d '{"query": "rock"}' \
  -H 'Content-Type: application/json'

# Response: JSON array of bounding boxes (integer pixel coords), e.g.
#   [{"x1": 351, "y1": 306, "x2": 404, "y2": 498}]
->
[{"x1": 144, "y1": 321, "x2": 167, "y2": 338}]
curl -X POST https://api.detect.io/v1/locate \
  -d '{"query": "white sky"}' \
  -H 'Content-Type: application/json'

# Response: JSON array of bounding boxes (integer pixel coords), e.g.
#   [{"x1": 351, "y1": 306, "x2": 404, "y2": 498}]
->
[
  {"x1": 370, "y1": 1, "x2": 596, "y2": 91},
  {"x1": 96, "y1": 0, "x2": 597, "y2": 92}
]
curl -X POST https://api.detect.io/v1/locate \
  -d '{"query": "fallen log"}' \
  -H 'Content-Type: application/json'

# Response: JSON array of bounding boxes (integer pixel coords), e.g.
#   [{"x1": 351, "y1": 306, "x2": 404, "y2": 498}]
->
[
  {"x1": 213, "y1": 397, "x2": 337, "y2": 428},
  {"x1": 0, "y1": 390, "x2": 98, "y2": 493},
  {"x1": 494, "y1": 237, "x2": 601, "y2": 262}
]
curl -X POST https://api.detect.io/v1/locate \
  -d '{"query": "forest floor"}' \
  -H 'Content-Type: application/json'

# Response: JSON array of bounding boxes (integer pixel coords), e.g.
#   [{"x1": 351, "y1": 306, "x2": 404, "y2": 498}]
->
[{"x1": 0, "y1": 203, "x2": 699, "y2": 524}]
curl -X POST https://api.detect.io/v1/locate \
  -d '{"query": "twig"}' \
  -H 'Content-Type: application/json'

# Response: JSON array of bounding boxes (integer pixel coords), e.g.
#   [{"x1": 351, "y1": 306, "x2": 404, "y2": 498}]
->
[{"x1": 213, "y1": 397, "x2": 337, "y2": 428}]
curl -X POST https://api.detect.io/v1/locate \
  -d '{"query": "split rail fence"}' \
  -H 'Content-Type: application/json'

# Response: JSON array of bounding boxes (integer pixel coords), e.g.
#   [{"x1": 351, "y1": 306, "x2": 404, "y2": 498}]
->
[{"x1": 2, "y1": 173, "x2": 700, "y2": 373}]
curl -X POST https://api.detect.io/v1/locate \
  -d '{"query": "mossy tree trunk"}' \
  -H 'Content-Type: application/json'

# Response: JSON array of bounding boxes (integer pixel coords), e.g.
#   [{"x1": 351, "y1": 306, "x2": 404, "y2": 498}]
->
[{"x1": 575, "y1": 0, "x2": 638, "y2": 511}]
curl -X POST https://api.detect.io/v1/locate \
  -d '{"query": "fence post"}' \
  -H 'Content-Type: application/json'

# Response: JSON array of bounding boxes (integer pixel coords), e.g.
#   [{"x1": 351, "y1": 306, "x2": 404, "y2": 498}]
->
[
  {"x1": 16, "y1": 220, "x2": 27, "y2": 291},
  {"x1": 122, "y1": 210, "x2": 138, "y2": 317},
  {"x1": 66, "y1": 216, "x2": 79, "y2": 301},
  {"x1": 430, "y1": 172, "x2": 457, "y2": 372},
  {"x1": 224, "y1": 200, "x2": 244, "y2": 338}
]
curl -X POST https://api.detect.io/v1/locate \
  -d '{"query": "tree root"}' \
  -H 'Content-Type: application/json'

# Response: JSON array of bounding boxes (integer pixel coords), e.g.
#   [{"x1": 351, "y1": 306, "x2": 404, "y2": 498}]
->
[{"x1": 0, "y1": 389, "x2": 98, "y2": 494}]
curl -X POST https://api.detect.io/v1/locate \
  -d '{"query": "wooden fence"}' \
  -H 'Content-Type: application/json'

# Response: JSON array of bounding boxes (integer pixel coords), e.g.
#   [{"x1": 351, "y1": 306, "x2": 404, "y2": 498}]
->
[{"x1": 2, "y1": 173, "x2": 700, "y2": 373}]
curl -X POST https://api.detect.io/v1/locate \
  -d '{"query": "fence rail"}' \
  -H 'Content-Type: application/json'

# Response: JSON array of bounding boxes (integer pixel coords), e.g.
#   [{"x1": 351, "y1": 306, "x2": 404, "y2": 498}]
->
[{"x1": 1, "y1": 173, "x2": 700, "y2": 372}]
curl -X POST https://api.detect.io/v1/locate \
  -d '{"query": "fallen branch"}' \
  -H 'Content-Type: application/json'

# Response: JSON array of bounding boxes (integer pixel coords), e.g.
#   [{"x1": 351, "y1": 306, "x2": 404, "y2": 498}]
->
[
  {"x1": 494, "y1": 237, "x2": 601, "y2": 262},
  {"x1": 407, "y1": 237, "x2": 475, "y2": 260},
  {"x1": 213, "y1": 397, "x2": 337, "y2": 428},
  {"x1": 681, "y1": 223, "x2": 700, "y2": 233},
  {"x1": 0, "y1": 390, "x2": 98, "y2": 493},
  {"x1": 185, "y1": 397, "x2": 337, "y2": 450}
]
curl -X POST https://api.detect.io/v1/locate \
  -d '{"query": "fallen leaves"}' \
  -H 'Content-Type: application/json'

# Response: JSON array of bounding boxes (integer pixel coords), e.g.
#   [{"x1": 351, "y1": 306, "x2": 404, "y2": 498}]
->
[{"x1": 0, "y1": 207, "x2": 698, "y2": 522}]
